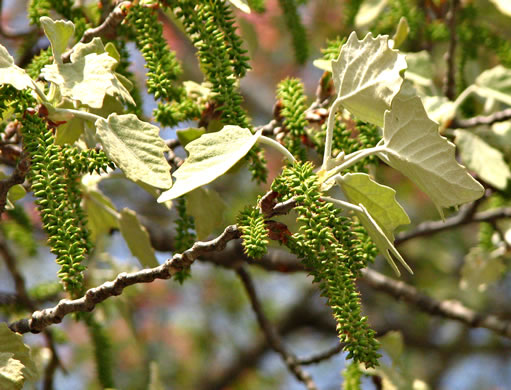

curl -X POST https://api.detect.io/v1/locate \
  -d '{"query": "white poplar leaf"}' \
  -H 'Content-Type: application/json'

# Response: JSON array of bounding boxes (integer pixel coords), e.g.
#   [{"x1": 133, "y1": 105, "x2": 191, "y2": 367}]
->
[
  {"x1": 40, "y1": 17, "x2": 74, "y2": 64},
  {"x1": 227, "y1": 0, "x2": 251, "y2": 13},
  {"x1": 0, "y1": 353, "x2": 24, "y2": 390},
  {"x1": 379, "y1": 95, "x2": 484, "y2": 218},
  {"x1": 158, "y1": 126, "x2": 260, "y2": 202},
  {"x1": 489, "y1": 0, "x2": 511, "y2": 16},
  {"x1": 474, "y1": 65, "x2": 511, "y2": 106},
  {"x1": 331, "y1": 31, "x2": 407, "y2": 127},
  {"x1": 185, "y1": 187, "x2": 226, "y2": 240},
  {"x1": 454, "y1": 129, "x2": 511, "y2": 190},
  {"x1": 96, "y1": 114, "x2": 172, "y2": 189},
  {"x1": 0, "y1": 45, "x2": 35, "y2": 91},
  {"x1": 0, "y1": 323, "x2": 37, "y2": 385}
]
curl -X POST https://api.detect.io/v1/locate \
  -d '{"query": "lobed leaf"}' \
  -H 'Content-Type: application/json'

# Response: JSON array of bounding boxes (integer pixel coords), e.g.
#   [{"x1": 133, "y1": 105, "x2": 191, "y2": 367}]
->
[
  {"x1": 379, "y1": 95, "x2": 484, "y2": 218},
  {"x1": 96, "y1": 114, "x2": 172, "y2": 189},
  {"x1": 474, "y1": 65, "x2": 511, "y2": 106},
  {"x1": 40, "y1": 17, "x2": 74, "y2": 64},
  {"x1": 331, "y1": 31, "x2": 406, "y2": 127},
  {"x1": 158, "y1": 126, "x2": 261, "y2": 202},
  {"x1": 0, "y1": 323, "x2": 37, "y2": 386},
  {"x1": 0, "y1": 353, "x2": 24, "y2": 390},
  {"x1": 0, "y1": 45, "x2": 35, "y2": 91}
]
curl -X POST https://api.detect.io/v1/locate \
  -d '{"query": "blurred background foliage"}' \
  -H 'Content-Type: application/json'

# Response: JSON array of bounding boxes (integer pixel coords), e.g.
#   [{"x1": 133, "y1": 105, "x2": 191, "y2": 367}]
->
[{"x1": 1, "y1": 0, "x2": 511, "y2": 389}]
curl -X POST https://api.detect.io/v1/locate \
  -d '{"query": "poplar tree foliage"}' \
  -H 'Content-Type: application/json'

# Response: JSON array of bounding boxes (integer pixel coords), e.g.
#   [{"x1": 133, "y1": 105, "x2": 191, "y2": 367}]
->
[{"x1": 0, "y1": 0, "x2": 511, "y2": 388}]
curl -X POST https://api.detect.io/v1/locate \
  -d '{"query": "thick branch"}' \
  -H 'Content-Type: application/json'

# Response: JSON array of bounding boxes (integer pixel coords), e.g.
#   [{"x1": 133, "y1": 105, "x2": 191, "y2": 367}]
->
[
  {"x1": 8, "y1": 225, "x2": 241, "y2": 334},
  {"x1": 236, "y1": 267, "x2": 318, "y2": 390},
  {"x1": 443, "y1": 0, "x2": 458, "y2": 100}
]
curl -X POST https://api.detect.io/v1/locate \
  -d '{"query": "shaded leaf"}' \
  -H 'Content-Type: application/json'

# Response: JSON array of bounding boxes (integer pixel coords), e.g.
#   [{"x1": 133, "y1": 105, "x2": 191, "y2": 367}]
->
[
  {"x1": 379, "y1": 95, "x2": 484, "y2": 218},
  {"x1": 177, "y1": 128, "x2": 206, "y2": 148},
  {"x1": 185, "y1": 187, "x2": 226, "y2": 240},
  {"x1": 0, "y1": 353, "x2": 24, "y2": 390},
  {"x1": 474, "y1": 65, "x2": 511, "y2": 106},
  {"x1": 40, "y1": 17, "x2": 74, "y2": 63},
  {"x1": 0, "y1": 45, "x2": 35, "y2": 91},
  {"x1": 158, "y1": 126, "x2": 260, "y2": 202},
  {"x1": 455, "y1": 129, "x2": 511, "y2": 190},
  {"x1": 119, "y1": 208, "x2": 159, "y2": 268},
  {"x1": 332, "y1": 32, "x2": 406, "y2": 127},
  {"x1": 148, "y1": 361, "x2": 165, "y2": 390},
  {"x1": 391, "y1": 17, "x2": 409, "y2": 49},
  {"x1": 460, "y1": 247, "x2": 506, "y2": 292},
  {"x1": 0, "y1": 323, "x2": 37, "y2": 383},
  {"x1": 422, "y1": 96, "x2": 455, "y2": 128},
  {"x1": 96, "y1": 114, "x2": 172, "y2": 189},
  {"x1": 227, "y1": 0, "x2": 251, "y2": 13},
  {"x1": 379, "y1": 331, "x2": 404, "y2": 365}
]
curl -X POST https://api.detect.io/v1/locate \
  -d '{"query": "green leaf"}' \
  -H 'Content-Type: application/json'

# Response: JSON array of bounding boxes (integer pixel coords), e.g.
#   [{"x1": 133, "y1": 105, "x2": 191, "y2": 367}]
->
[
  {"x1": 148, "y1": 361, "x2": 165, "y2": 390},
  {"x1": 0, "y1": 353, "x2": 24, "y2": 390},
  {"x1": 119, "y1": 208, "x2": 159, "y2": 269},
  {"x1": 0, "y1": 44, "x2": 35, "y2": 91},
  {"x1": 391, "y1": 17, "x2": 409, "y2": 49},
  {"x1": 379, "y1": 95, "x2": 484, "y2": 218},
  {"x1": 331, "y1": 31, "x2": 406, "y2": 127},
  {"x1": 474, "y1": 65, "x2": 511, "y2": 106},
  {"x1": 95, "y1": 114, "x2": 172, "y2": 189},
  {"x1": 455, "y1": 129, "x2": 511, "y2": 190},
  {"x1": 7, "y1": 185, "x2": 26, "y2": 204},
  {"x1": 185, "y1": 187, "x2": 226, "y2": 240},
  {"x1": 422, "y1": 96, "x2": 455, "y2": 128},
  {"x1": 355, "y1": 0, "x2": 389, "y2": 29},
  {"x1": 0, "y1": 323, "x2": 37, "y2": 385},
  {"x1": 70, "y1": 38, "x2": 107, "y2": 62},
  {"x1": 177, "y1": 127, "x2": 206, "y2": 148},
  {"x1": 379, "y1": 331, "x2": 404, "y2": 365},
  {"x1": 227, "y1": 0, "x2": 251, "y2": 13},
  {"x1": 41, "y1": 52, "x2": 135, "y2": 108},
  {"x1": 158, "y1": 126, "x2": 261, "y2": 202},
  {"x1": 460, "y1": 247, "x2": 506, "y2": 292},
  {"x1": 40, "y1": 17, "x2": 74, "y2": 64},
  {"x1": 337, "y1": 173, "x2": 410, "y2": 240}
]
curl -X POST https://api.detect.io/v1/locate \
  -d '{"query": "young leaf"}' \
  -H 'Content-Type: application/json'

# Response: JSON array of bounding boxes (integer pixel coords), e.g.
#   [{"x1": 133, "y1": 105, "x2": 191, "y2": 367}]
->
[
  {"x1": 158, "y1": 126, "x2": 261, "y2": 202},
  {"x1": 40, "y1": 17, "x2": 74, "y2": 64},
  {"x1": 474, "y1": 65, "x2": 511, "y2": 106},
  {"x1": 0, "y1": 45, "x2": 35, "y2": 91},
  {"x1": 460, "y1": 247, "x2": 506, "y2": 292},
  {"x1": 379, "y1": 95, "x2": 484, "y2": 218},
  {"x1": 119, "y1": 208, "x2": 159, "y2": 269},
  {"x1": 41, "y1": 52, "x2": 134, "y2": 108},
  {"x1": 455, "y1": 129, "x2": 511, "y2": 190},
  {"x1": 331, "y1": 32, "x2": 407, "y2": 127},
  {"x1": 177, "y1": 128, "x2": 206, "y2": 148},
  {"x1": 0, "y1": 353, "x2": 25, "y2": 390},
  {"x1": 0, "y1": 323, "x2": 37, "y2": 385},
  {"x1": 95, "y1": 114, "x2": 172, "y2": 189},
  {"x1": 185, "y1": 187, "x2": 226, "y2": 240},
  {"x1": 336, "y1": 173, "x2": 410, "y2": 240},
  {"x1": 391, "y1": 17, "x2": 410, "y2": 49}
]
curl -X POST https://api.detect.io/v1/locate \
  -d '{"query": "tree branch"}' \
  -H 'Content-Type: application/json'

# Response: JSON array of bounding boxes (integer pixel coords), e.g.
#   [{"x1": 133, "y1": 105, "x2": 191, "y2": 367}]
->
[
  {"x1": 236, "y1": 267, "x2": 318, "y2": 390},
  {"x1": 450, "y1": 108, "x2": 511, "y2": 129},
  {"x1": 443, "y1": 0, "x2": 459, "y2": 100},
  {"x1": 0, "y1": 154, "x2": 30, "y2": 216}
]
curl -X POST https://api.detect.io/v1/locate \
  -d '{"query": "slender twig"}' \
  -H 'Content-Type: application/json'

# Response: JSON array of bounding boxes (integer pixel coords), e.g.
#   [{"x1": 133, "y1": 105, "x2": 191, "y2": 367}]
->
[
  {"x1": 295, "y1": 344, "x2": 344, "y2": 365},
  {"x1": 450, "y1": 108, "x2": 511, "y2": 129},
  {"x1": 360, "y1": 268, "x2": 511, "y2": 339},
  {"x1": 8, "y1": 224, "x2": 241, "y2": 334},
  {"x1": 443, "y1": 0, "x2": 459, "y2": 100},
  {"x1": 236, "y1": 267, "x2": 318, "y2": 390}
]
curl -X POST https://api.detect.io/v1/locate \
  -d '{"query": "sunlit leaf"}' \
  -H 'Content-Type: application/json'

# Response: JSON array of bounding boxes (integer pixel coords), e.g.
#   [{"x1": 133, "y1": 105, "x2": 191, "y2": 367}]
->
[
  {"x1": 0, "y1": 353, "x2": 24, "y2": 390},
  {"x1": 185, "y1": 187, "x2": 226, "y2": 240},
  {"x1": 489, "y1": 0, "x2": 511, "y2": 17},
  {"x1": 391, "y1": 17, "x2": 409, "y2": 49},
  {"x1": 379, "y1": 95, "x2": 484, "y2": 218},
  {"x1": 96, "y1": 114, "x2": 172, "y2": 189},
  {"x1": 455, "y1": 129, "x2": 511, "y2": 190},
  {"x1": 0, "y1": 323, "x2": 37, "y2": 385},
  {"x1": 158, "y1": 126, "x2": 261, "y2": 202},
  {"x1": 227, "y1": 0, "x2": 251, "y2": 13},
  {"x1": 7, "y1": 185, "x2": 26, "y2": 205},
  {"x1": 0, "y1": 45, "x2": 35, "y2": 91},
  {"x1": 40, "y1": 17, "x2": 74, "y2": 63},
  {"x1": 474, "y1": 65, "x2": 511, "y2": 106},
  {"x1": 422, "y1": 96, "x2": 455, "y2": 128},
  {"x1": 337, "y1": 173, "x2": 410, "y2": 240},
  {"x1": 332, "y1": 31, "x2": 406, "y2": 127},
  {"x1": 355, "y1": 0, "x2": 388, "y2": 29},
  {"x1": 119, "y1": 208, "x2": 159, "y2": 268}
]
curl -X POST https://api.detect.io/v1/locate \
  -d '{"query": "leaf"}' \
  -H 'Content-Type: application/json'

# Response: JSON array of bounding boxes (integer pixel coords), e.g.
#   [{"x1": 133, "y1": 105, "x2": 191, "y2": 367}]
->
[
  {"x1": 176, "y1": 127, "x2": 206, "y2": 148},
  {"x1": 0, "y1": 44, "x2": 35, "y2": 91},
  {"x1": 331, "y1": 31, "x2": 406, "y2": 127},
  {"x1": 337, "y1": 173, "x2": 410, "y2": 240},
  {"x1": 391, "y1": 17, "x2": 409, "y2": 49},
  {"x1": 460, "y1": 247, "x2": 506, "y2": 292},
  {"x1": 40, "y1": 17, "x2": 74, "y2": 64},
  {"x1": 158, "y1": 126, "x2": 261, "y2": 202},
  {"x1": 7, "y1": 185, "x2": 26, "y2": 204},
  {"x1": 0, "y1": 353, "x2": 24, "y2": 390},
  {"x1": 379, "y1": 95, "x2": 484, "y2": 218},
  {"x1": 148, "y1": 361, "x2": 165, "y2": 390},
  {"x1": 455, "y1": 129, "x2": 511, "y2": 190},
  {"x1": 379, "y1": 331, "x2": 404, "y2": 365},
  {"x1": 474, "y1": 65, "x2": 511, "y2": 106},
  {"x1": 41, "y1": 52, "x2": 135, "y2": 108},
  {"x1": 422, "y1": 96, "x2": 455, "y2": 128},
  {"x1": 489, "y1": 0, "x2": 511, "y2": 17},
  {"x1": 119, "y1": 208, "x2": 159, "y2": 269},
  {"x1": 95, "y1": 114, "x2": 172, "y2": 189},
  {"x1": 185, "y1": 187, "x2": 226, "y2": 240},
  {"x1": 355, "y1": 0, "x2": 388, "y2": 29},
  {"x1": 0, "y1": 323, "x2": 37, "y2": 384},
  {"x1": 70, "y1": 38, "x2": 107, "y2": 62},
  {"x1": 227, "y1": 0, "x2": 251, "y2": 13}
]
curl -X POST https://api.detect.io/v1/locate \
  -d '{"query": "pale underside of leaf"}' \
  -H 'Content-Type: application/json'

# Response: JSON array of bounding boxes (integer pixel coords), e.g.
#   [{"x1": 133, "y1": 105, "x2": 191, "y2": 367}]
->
[
  {"x1": 474, "y1": 65, "x2": 511, "y2": 106},
  {"x1": 95, "y1": 114, "x2": 172, "y2": 189},
  {"x1": 0, "y1": 323, "x2": 37, "y2": 383},
  {"x1": 40, "y1": 17, "x2": 74, "y2": 63},
  {"x1": 380, "y1": 95, "x2": 484, "y2": 217},
  {"x1": 0, "y1": 45, "x2": 35, "y2": 91},
  {"x1": 331, "y1": 31, "x2": 407, "y2": 127},
  {"x1": 0, "y1": 353, "x2": 24, "y2": 390},
  {"x1": 158, "y1": 126, "x2": 260, "y2": 202},
  {"x1": 337, "y1": 173, "x2": 410, "y2": 240}
]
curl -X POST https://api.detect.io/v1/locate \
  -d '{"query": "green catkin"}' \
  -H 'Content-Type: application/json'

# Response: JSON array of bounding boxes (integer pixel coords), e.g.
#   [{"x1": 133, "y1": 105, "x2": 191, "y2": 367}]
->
[
  {"x1": 277, "y1": 0, "x2": 309, "y2": 65},
  {"x1": 342, "y1": 360, "x2": 363, "y2": 390},
  {"x1": 272, "y1": 162, "x2": 380, "y2": 367},
  {"x1": 25, "y1": 48, "x2": 53, "y2": 80},
  {"x1": 173, "y1": 197, "x2": 196, "y2": 283},
  {"x1": 238, "y1": 206, "x2": 269, "y2": 259},
  {"x1": 84, "y1": 313, "x2": 115, "y2": 388},
  {"x1": 276, "y1": 78, "x2": 308, "y2": 161},
  {"x1": 321, "y1": 37, "x2": 346, "y2": 61}
]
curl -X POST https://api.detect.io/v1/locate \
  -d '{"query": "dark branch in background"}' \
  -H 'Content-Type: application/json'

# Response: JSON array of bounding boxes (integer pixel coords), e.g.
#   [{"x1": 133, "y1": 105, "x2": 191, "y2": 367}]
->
[
  {"x1": 236, "y1": 267, "x2": 318, "y2": 390},
  {"x1": 450, "y1": 108, "x2": 511, "y2": 129},
  {"x1": 0, "y1": 154, "x2": 30, "y2": 216},
  {"x1": 295, "y1": 344, "x2": 344, "y2": 365},
  {"x1": 443, "y1": 0, "x2": 459, "y2": 100}
]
